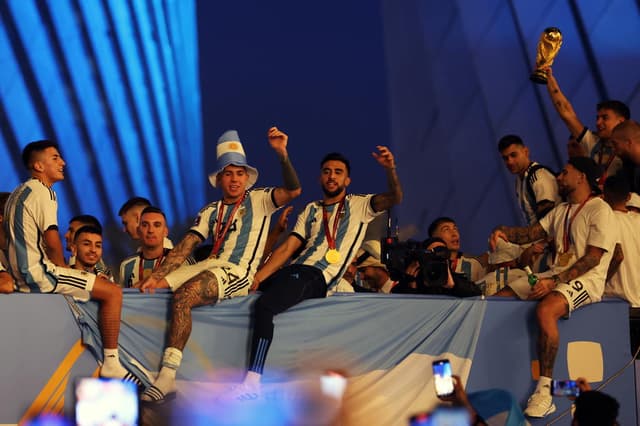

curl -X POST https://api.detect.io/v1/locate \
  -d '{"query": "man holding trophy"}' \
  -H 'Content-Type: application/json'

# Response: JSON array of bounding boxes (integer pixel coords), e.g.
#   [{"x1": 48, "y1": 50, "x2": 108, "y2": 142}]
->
[{"x1": 535, "y1": 27, "x2": 631, "y2": 188}]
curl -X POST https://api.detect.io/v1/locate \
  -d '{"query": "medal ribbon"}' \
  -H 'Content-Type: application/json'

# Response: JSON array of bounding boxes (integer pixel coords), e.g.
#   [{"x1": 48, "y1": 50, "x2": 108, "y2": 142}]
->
[
  {"x1": 322, "y1": 197, "x2": 346, "y2": 251},
  {"x1": 596, "y1": 153, "x2": 616, "y2": 186},
  {"x1": 210, "y1": 192, "x2": 246, "y2": 258},
  {"x1": 562, "y1": 196, "x2": 592, "y2": 253},
  {"x1": 138, "y1": 250, "x2": 166, "y2": 282}
]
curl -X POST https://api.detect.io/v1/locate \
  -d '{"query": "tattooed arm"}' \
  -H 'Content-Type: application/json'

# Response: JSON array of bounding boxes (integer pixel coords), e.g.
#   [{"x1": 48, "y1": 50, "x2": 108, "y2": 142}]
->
[
  {"x1": 555, "y1": 245, "x2": 606, "y2": 283},
  {"x1": 489, "y1": 223, "x2": 547, "y2": 250},
  {"x1": 545, "y1": 67, "x2": 585, "y2": 137},
  {"x1": 371, "y1": 146, "x2": 403, "y2": 212},
  {"x1": 535, "y1": 200, "x2": 556, "y2": 221},
  {"x1": 268, "y1": 127, "x2": 303, "y2": 207},
  {"x1": 137, "y1": 232, "x2": 203, "y2": 291},
  {"x1": 529, "y1": 244, "x2": 606, "y2": 300}
]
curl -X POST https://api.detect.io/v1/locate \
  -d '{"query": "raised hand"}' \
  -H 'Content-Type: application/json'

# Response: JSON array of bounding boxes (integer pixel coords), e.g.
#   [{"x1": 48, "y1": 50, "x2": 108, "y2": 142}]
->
[
  {"x1": 268, "y1": 126, "x2": 288, "y2": 157},
  {"x1": 371, "y1": 145, "x2": 395, "y2": 169}
]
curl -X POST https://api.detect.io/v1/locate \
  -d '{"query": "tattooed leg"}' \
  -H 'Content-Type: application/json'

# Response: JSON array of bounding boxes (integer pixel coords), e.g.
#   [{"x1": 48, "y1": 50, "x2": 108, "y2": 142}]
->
[
  {"x1": 167, "y1": 270, "x2": 219, "y2": 350},
  {"x1": 535, "y1": 292, "x2": 569, "y2": 377}
]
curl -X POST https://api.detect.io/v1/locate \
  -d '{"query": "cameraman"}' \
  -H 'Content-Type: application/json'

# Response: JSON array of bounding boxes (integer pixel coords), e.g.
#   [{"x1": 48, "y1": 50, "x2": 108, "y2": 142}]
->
[{"x1": 392, "y1": 237, "x2": 481, "y2": 297}]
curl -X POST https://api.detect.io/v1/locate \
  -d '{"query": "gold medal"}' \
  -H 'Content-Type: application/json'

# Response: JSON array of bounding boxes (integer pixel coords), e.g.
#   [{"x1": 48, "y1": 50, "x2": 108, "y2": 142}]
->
[
  {"x1": 325, "y1": 249, "x2": 341, "y2": 264},
  {"x1": 556, "y1": 251, "x2": 572, "y2": 267}
]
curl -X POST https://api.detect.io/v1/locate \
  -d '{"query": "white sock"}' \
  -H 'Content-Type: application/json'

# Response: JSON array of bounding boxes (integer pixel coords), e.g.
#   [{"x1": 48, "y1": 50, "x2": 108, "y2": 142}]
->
[
  {"x1": 100, "y1": 348, "x2": 126, "y2": 377},
  {"x1": 243, "y1": 370, "x2": 262, "y2": 387},
  {"x1": 146, "y1": 347, "x2": 182, "y2": 396},
  {"x1": 537, "y1": 376, "x2": 552, "y2": 392},
  {"x1": 161, "y1": 347, "x2": 183, "y2": 370}
]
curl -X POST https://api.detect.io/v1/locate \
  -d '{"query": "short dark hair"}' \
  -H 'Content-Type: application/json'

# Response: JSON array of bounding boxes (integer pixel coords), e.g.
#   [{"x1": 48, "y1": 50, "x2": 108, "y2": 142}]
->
[
  {"x1": 69, "y1": 215, "x2": 102, "y2": 232},
  {"x1": 428, "y1": 217, "x2": 456, "y2": 237},
  {"x1": 573, "y1": 390, "x2": 619, "y2": 426},
  {"x1": 321, "y1": 152, "x2": 351, "y2": 176},
  {"x1": 604, "y1": 173, "x2": 630, "y2": 205},
  {"x1": 73, "y1": 225, "x2": 102, "y2": 242},
  {"x1": 597, "y1": 100, "x2": 630, "y2": 120},
  {"x1": 0, "y1": 192, "x2": 10, "y2": 212},
  {"x1": 118, "y1": 197, "x2": 151, "y2": 216},
  {"x1": 21, "y1": 140, "x2": 59, "y2": 170},
  {"x1": 497, "y1": 134, "x2": 525, "y2": 152},
  {"x1": 140, "y1": 206, "x2": 167, "y2": 221}
]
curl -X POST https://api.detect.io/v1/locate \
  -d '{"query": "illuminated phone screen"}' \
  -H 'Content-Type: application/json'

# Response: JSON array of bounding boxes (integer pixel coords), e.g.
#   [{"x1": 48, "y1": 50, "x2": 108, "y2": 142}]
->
[
  {"x1": 432, "y1": 359, "x2": 454, "y2": 397},
  {"x1": 75, "y1": 377, "x2": 138, "y2": 426}
]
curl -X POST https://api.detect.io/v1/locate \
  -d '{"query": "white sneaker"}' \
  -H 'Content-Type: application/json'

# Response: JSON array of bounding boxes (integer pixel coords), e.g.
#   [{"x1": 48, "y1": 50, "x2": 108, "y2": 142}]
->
[{"x1": 524, "y1": 387, "x2": 556, "y2": 418}]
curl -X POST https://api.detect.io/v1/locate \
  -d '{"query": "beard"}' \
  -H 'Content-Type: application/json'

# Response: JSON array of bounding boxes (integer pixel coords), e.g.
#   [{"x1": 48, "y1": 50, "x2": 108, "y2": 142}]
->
[
  {"x1": 558, "y1": 185, "x2": 571, "y2": 198},
  {"x1": 322, "y1": 184, "x2": 345, "y2": 198}
]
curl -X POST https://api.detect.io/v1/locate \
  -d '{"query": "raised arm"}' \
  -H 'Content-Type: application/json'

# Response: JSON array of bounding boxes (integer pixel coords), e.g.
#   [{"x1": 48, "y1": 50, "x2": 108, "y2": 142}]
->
[
  {"x1": 371, "y1": 146, "x2": 403, "y2": 212},
  {"x1": 268, "y1": 127, "x2": 302, "y2": 207},
  {"x1": 251, "y1": 234, "x2": 302, "y2": 291},
  {"x1": 137, "y1": 232, "x2": 202, "y2": 291},
  {"x1": 545, "y1": 67, "x2": 585, "y2": 137}
]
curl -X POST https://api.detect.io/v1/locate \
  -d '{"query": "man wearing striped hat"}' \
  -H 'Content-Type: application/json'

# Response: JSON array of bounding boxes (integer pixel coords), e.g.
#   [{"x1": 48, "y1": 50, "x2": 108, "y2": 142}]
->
[
  {"x1": 138, "y1": 127, "x2": 301, "y2": 403},
  {"x1": 224, "y1": 146, "x2": 402, "y2": 401}
]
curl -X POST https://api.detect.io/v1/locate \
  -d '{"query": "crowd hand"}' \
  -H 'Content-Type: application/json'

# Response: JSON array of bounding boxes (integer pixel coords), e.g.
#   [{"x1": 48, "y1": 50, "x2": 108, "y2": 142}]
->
[
  {"x1": 527, "y1": 277, "x2": 555, "y2": 300},
  {"x1": 268, "y1": 126, "x2": 288, "y2": 156},
  {"x1": 575, "y1": 377, "x2": 591, "y2": 393},
  {"x1": 439, "y1": 375, "x2": 471, "y2": 407},
  {"x1": 488, "y1": 228, "x2": 508, "y2": 251},
  {"x1": 564, "y1": 377, "x2": 592, "y2": 402},
  {"x1": 371, "y1": 145, "x2": 395, "y2": 169}
]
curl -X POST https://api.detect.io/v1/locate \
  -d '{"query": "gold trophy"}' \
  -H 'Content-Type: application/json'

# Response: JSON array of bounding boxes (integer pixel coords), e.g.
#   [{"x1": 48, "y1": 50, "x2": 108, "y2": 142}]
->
[{"x1": 530, "y1": 27, "x2": 563, "y2": 84}]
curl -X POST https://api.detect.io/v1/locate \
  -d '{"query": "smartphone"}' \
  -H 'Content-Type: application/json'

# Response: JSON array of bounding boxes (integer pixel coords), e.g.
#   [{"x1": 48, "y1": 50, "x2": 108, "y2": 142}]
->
[
  {"x1": 320, "y1": 370, "x2": 348, "y2": 400},
  {"x1": 75, "y1": 377, "x2": 138, "y2": 426},
  {"x1": 551, "y1": 379, "x2": 580, "y2": 397},
  {"x1": 432, "y1": 359, "x2": 455, "y2": 398}
]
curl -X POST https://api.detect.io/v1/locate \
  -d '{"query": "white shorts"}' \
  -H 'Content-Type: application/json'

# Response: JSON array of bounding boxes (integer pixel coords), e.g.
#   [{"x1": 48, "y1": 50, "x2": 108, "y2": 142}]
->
[
  {"x1": 508, "y1": 271, "x2": 594, "y2": 313},
  {"x1": 164, "y1": 258, "x2": 251, "y2": 300},
  {"x1": 53, "y1": 266, "x2": 96, "y2": 302}
]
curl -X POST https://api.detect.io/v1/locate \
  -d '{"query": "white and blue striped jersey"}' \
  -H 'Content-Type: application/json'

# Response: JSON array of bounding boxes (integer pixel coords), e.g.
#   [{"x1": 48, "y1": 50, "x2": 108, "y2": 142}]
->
[
  {"x1": 119, "y1": 248, "x2": 195, "y2": 287},
  {"x1": 189, "y1": 188, "x2": 280, "y2": 282},
  {"x1": 291, "y1": 194, "x2": 382, "y2": 288},
  {"x1": 4, "y1": 178, "x2": 60, "y2": 293}
]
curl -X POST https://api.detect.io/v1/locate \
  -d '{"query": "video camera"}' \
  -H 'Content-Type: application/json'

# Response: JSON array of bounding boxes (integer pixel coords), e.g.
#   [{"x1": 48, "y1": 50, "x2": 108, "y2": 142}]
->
[{"x1": 381, "y1": 237, "x2": 450, "y2": 288}]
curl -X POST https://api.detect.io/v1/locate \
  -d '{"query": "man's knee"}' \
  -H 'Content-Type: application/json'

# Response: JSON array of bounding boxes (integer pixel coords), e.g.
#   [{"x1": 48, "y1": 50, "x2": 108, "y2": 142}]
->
[
  {"x1": 91, "y1": 278, "x2": 122, "y2": 303},
  {"x1": 536, "y1": 292, "x2": 568, "y2": 321}
]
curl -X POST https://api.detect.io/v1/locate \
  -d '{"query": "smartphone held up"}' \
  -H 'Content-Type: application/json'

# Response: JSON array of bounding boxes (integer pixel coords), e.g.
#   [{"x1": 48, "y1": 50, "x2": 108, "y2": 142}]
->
[
  {"x1": 432, "y1": 359, "x2": 455, "y2": 398},
  {"x1": 551, "y1": 379, "x2": 580, "y2": 397}
]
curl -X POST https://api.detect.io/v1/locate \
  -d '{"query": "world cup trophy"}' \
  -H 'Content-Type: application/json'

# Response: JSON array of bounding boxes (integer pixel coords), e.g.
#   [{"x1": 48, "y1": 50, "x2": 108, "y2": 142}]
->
[{"x1": 530, "y1": 27, "x2": 563, "y2": 84}]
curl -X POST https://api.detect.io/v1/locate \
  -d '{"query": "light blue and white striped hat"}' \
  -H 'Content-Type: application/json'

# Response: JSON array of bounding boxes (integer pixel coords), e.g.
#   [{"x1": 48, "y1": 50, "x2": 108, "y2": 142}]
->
[{"x1": 208, "y1": 130, "x2": 259, "y2": 189}]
